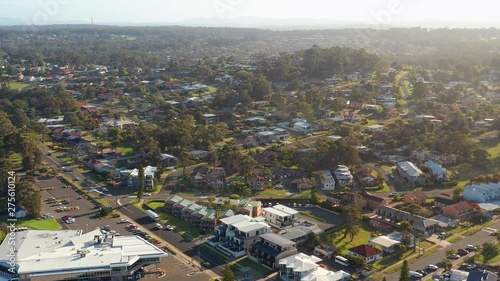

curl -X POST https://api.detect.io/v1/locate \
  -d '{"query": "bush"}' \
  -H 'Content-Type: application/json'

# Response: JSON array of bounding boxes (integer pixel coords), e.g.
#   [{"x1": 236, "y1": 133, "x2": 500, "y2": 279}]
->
[{"x1": 229, "y1": 194, "x2": 241, "y2": 200}]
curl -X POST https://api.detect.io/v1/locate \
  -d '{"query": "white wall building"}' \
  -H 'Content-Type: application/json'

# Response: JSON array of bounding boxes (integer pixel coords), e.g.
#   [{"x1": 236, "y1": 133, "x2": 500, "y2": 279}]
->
[
  {"x1": 264, "y1": 204, "x2": 298, "y2": 227},
  {"x1": 0, "y1": 229, "x2": 167, "y2": 281},
  {"x1": 318, "y1": 170, "x2": 336, "y2": 190},
  {"x1": 279, "y1": 253, "x2": 350, "y2": 281}
]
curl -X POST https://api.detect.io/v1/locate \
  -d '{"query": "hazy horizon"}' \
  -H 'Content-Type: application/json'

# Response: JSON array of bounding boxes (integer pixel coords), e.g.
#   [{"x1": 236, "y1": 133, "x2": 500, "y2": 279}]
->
[{"x1": 2, "y1": 0, "x2": 500, "y2": 29}]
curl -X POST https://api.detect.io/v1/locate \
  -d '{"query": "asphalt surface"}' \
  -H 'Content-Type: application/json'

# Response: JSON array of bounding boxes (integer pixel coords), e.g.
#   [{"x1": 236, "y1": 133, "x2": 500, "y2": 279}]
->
[
  {"x1": 385, "y1": 221, "x2": 500, "y2": 281},
  {"x1": 118, "y1": 203, "x2": 229, "y2": 276}
]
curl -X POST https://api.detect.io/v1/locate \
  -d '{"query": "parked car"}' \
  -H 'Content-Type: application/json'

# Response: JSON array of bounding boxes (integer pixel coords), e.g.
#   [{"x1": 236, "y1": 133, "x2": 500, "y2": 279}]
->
[
  {"x1": 447, "y1": 254, "x2": 460, "y2": 259},
  {"x1": 143, "y1": 193, "x2": 151, "y2": 197},
  {"x1": 416, "y1": 270, "x2": 427, "y2": 276},
  {"x1": 389, "y1": 192, "x2": 398, "y2": 197},
  {"x1": 466, "y1": 264, "x2": 477, "y2": 270},
  {"x1": 202, "y1": 262, "x2": 211, "y2": 268},
  {"x1": 425, "y1": 264, "x2": 438, "y2": 270},
  {"x1": 65, "y1": 218, "x2": 75, "y2": 224},
  {"x1": 409, "y1": 271, "x2": 423, "y2": 278},
  {"x1": 465, "y1": 245, "x2": 477, "y2": 251},
  {"x1": 156, "y1": 223, "x2": 163, "y2": 229},
  {"x1": 457, "y1": 249, "x2": 468, "y2": 256},
  {"x1": 165, "y1": 225, "x2": 173, "y2": 230},
  {"x1": 118, "y1": 219, "x2": 129, "y2": 224}
]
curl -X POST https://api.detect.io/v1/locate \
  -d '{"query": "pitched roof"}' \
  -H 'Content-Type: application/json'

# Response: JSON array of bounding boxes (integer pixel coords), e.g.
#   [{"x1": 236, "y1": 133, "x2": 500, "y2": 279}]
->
[
  {"x1": 348, "y1": 244, "x2": 383, "y2": 257},
  {"x1": 260, "y1": 233, "x2": 295, "y2": 247},
  {"x1": 443, "y1": 201, "x2": 475, "y2": 214},
  {"x1": 405, "y1": 190, "x2": 428, "y2": 202}
]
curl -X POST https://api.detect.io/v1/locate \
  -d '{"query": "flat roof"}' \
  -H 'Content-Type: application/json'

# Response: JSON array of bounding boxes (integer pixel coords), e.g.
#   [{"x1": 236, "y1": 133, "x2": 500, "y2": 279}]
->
[{"x1": 0, "y1": 230, "x2": 166, "y2": 275}]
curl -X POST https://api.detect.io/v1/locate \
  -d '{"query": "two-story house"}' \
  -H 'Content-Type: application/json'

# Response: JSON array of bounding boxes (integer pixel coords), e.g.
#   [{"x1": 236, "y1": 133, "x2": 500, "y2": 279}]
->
[
  {"x1": 425, "y1": 160, "x2": 450, "y2": 182},
  {"x1": 316, "y1": 170, "x2": 336, "y2": 191},
  {"x1": 396, "y1": 161, "x2": 425, "y2": 187},
  {"x1": 264, "y1": 204, "x2": 298, "y2": 227},
  {"x1": 248, "y1": 175, "x2": 266, "y2": 191},
  {"x1": 462, "y1": 182, "x2": 500, "y2": 203},
  {"x1": 209, "y1": 215, "x2": 271, "y2": 258},
  {"x1": 279, "y1": 253, "x2": 350, "y2": 281},
  {"x1": 333, "y1": 165, "x2": 353, "y2": 187},
  {"x1": 249, "y1": 233, "x2": 297, "y2": 269}
]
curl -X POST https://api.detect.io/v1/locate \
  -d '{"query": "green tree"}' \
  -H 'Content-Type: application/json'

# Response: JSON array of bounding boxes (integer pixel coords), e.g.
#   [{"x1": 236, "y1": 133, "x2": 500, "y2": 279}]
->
[
  {"x1": 481, "y1": 242, "x2": 499, "y2": 262},
  {"x1": 137, "y1": 166, "x2": 144, "y2": 200},
  {"x1": 399, "y1": 260, "x2": 410, "y2": 281},
  {"x1": 310, "y1": 190, "x2": 322, "y2": 205},
  {"x1": 452, "y1": 185, "x2": 464, "y2": 203},
  {"x1": 222, "y1": 264, "x2": 235, "y2": 281}
]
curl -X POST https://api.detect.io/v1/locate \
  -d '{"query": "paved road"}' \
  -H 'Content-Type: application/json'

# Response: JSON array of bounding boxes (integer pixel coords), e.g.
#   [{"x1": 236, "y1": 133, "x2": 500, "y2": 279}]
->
[
  {"x1": 384, "y1": 221, "x2": 500, "y2": 281},
  {"x1": 118, "y1": 203, "x2": 228, "y2": 276}
]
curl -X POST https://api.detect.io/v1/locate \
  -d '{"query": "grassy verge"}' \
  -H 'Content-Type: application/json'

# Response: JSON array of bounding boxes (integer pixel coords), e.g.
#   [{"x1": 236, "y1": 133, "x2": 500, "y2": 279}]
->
[
  {"x1": 18, "y1": 218, "x2": 61, "y2": 230},
  {"x1": 8, "y1": 82, "x2": 29, "y2": 90},
  {"x1": 139, "y1": 201, "x2": 201, "y2": 238},
  {"x1": 230, "y1": 257, "x2": 271, "y2": 275},
  {"x1": 364, "y1": 182, "x2": 390, "y2": 193}
]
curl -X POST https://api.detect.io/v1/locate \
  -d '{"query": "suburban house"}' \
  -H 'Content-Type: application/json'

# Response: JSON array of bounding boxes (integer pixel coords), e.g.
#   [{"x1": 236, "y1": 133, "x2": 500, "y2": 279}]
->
[
  {"x1": 442, "y1": 201, "x2": 479, "y2": 221},
  {"x1": 190, "y1": 166, "x2": 226, "y2": 191},
  {"x1": 434, "y1": 193, "x2": 455, "y2": 209},
  {"x1": 200, "y1": 209, "x2": 217, "y2": 232},
  {"x1": 247, "y1": 174, "x2": 266, "y2": 191},
  {"x1": 290, "y1": 177, "x2": 313, "y2": 192},
  {"x1": 396, "y1": 161, "x2": 425, "y2": 187},
  {"x1": 365, "y1": 124, "x2": 385, "y2": 133},
  {"x1": 208, "y1": 215, "x2": 271, "y2": 258},
  {"x1": 239, "y1": 200, "x2": 265, "y2": 217},
  {"x1": 180, "y1": 202, "x2": 203, "y2": 221},
  {"x1": 411, "y1": 150, "x2": 459, "y2": 164},
  {"x1": 264, "y1": 204, "x2": 298, "y2": 227},
  {"x1": 316, "y1": 170, "x2": 336, "y2": 191},
  {"x1": 462, "y1": 182, "x2": 500, "y2": 203},
  {"x1": 361, "y1": 193, "x2": 389, "y2": 210},
  {"x1": 279, "y1": 253, "x2": 351, "y2": 281},
  {"x1": 348, "y1": 244, "x2": 383, "y2": 263},
  {"x1": 425, "y1": 160, "x2": 450, "y2": 182},
  {"x1": 118, "y1": 165, "x2": 157, "y2": 189},
  {"x1": 249, "y1": 233, "x2": 298, "y2": 269},
  {"x1": 373, "y1": 206, "x2": 441, "y2": 238},
  {"x1": 294, "y1": 122, "x2": 314, "y2": 133},
  {"x1": 368, "y1": 236, "x2": 400, "y2": 253},
  {"x1": 403, "y1": 190, "x2": 428, "y2": 206},
  {"x1": 333, "y1": 165, "x2": 354, "y2": 187}
]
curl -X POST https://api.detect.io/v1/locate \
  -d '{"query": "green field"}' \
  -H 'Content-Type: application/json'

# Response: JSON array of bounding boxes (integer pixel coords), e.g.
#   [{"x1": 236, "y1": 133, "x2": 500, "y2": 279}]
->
[
  {"x1": 18, "y1": 219, "x2": 61, "y2": 230},
  {"x1": 256, "y1": 189, "x2": 287, "y2": 196},
  {"x1": 8, "y1": 82, "x2": 29, "y2": 90}
]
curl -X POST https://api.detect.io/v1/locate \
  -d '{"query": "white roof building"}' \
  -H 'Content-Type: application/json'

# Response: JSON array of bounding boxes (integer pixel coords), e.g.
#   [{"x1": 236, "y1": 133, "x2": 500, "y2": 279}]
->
[
  {"x1": 0, "y1": 229, "x2": 167, "y2": 280},
  {"x1": 279, "y1": 253, "x2": 350, "y2": 281}
]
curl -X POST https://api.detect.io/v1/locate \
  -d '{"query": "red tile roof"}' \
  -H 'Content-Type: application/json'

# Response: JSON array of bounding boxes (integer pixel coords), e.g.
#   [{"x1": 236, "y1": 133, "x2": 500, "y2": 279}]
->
[{"x1": 348, "y1": 244, "x2": 383, "y2": 257}]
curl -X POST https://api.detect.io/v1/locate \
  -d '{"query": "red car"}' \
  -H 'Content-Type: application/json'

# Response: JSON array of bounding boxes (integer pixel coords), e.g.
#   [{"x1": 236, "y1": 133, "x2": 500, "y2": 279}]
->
[{"x1": 61, "y1": 215, "x2": 73, "y2": 221}]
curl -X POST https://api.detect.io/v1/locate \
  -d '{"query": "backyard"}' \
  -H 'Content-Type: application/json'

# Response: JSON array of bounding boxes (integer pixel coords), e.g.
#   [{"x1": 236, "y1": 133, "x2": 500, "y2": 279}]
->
[
  {"x1": 329, "y1": 221, "x2": 377, "y2": 255},
  {"x1": 230, "y1": 257, "x2": 271, "y2": 275}
]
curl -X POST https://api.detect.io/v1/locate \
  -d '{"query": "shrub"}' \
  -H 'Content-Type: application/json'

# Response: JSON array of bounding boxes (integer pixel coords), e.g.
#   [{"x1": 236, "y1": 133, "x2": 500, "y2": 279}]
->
[{"x1": 229, "y1": 194, "x2": 241, "y2": 200}]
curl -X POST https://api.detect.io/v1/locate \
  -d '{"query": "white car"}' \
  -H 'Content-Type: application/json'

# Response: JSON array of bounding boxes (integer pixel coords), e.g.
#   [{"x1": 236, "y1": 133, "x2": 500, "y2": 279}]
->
[
  {"x1": 165, "y1": 225, "x2": 173, "y2": 230},
  {"x1": 466, "y1": 264, "x2": 477, "y2": 270},
  {"x1": 143, "y1": 193, "x2": 152, "y2": 197},
  {"x1": 425, "y1": 264, "x2": 438, "y2": 270},
  {"x1": 118, "y1": 219, "x2": 129, "y2": 224},
  {"x1": 65, "y1": 218, "x2": 75, "y2": 224},
  {"x1": 409, "y1": 271, "x2": 423, "y2": 278},
  {"x1": 465, "y1": 245, "x2": 477, "y2": 251},
  {"x1": 156, "y1": 223, "x2": 163, "y2": 229}
]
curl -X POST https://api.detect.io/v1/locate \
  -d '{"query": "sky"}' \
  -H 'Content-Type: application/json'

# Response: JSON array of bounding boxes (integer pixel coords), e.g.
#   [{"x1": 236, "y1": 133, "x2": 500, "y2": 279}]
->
[{"x1": 2, "y1": 0, "x2": 500, "y2": 28}]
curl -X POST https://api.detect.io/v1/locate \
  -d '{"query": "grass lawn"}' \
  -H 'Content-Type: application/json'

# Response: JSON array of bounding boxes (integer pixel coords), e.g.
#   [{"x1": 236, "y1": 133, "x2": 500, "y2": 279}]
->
[
  {"x1": 18, "y1": 219, "x2": 61, "y2": 230},
  {"x1": 330, "y1": 221, "x2": 376, "y2": 255},
  {"x1": 61, "y1": 157, "x2": 73, "y2": 164},
  {"x1": 477, "y1": 253, "x2": 500, "y2": 264},
  {"x1": 298, "y1": 189, "x2": 311, "y2": 197},
  {"x1": 256, "y1": 189, "x2": 287, "y2": 196},
  {"x1": 364, "y1": 182, "x2": 390, "y2": 193},
  {"x1": 143, "y1": 202, "x2": 201, "y2": 238},
  {"x1": 207, "y1": 86, "x2": 218, "y2": 93},
  {"x1": 201, "y1": 244, "x2": 230, "y2": 261},
  {"x1": 8, "y1": 82, "x2": 29, "y2": 90},
  {"x1": 117, "y1": 146, "x2": 135, "y2": 157},
  {"x1": 230, "y1": 257, "x2": 271, "y2": 275}
]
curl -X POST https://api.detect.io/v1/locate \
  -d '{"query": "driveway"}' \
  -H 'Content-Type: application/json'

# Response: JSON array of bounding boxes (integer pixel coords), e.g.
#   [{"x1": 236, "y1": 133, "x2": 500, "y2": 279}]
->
[{"x1": 384, "y1": 221, "x2": 500, "y2": 281}]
